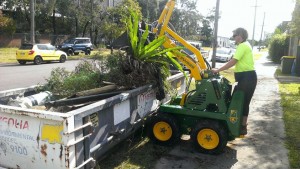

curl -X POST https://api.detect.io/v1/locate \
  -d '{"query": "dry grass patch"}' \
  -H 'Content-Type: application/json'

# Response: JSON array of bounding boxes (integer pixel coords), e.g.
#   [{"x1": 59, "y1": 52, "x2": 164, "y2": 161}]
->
[{"x1": 0, "y1": 48, "x2": 18, "y2": 63}]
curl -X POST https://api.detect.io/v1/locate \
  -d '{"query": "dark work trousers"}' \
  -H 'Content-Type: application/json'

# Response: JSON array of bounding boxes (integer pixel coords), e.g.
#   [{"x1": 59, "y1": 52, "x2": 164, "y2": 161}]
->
[{"x1": 234, "y1": 71, "x2": 257, "y2": 117}]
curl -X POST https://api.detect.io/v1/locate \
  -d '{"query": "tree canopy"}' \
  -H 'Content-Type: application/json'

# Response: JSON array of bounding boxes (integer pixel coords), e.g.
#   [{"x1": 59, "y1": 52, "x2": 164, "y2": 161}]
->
[
  {"x1": 0, "y1": 0, "x2": 214, "y2": 46},
  {"x1": 0, "y1": 10, "x2": 15, "y2": 34},
  {"x1": 291, "y1": 0, "x2": 300, "y2": 36}
]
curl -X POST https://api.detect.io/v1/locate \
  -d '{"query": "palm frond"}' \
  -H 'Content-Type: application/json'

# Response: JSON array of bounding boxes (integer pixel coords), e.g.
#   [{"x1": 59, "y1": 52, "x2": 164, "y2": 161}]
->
[
  {"x1": 124, "y1": 11, "x2": 186, "y2": 98},
  {"x1": 144, "y1": 36, "x2": 166, "y2": 52},
  {"x1": 138, "y1": 26, "x2": 149, "y2": 56},
  {"x1": 165, "y1": 52, "x2": 185, "y2": 73}
]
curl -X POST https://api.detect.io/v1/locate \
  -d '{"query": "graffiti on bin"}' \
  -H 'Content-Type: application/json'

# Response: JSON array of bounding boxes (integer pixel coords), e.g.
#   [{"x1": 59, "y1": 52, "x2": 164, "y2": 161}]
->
[
  {"x1": 0, "y1": 114, "x2": 63, "y2": 144},
  {"x1": 0, "y1": 115, "x2": 29, "y2": 129},
  {"x1": 137, "y1": 90, "x2": 158, "y2": 117},
  {"x1": 0, "y1": 129, "x2": 35, "y2": 141},
  {"x1": 10, "y1": 144, "x2": 28, "y2": 156},
  {"x1": 0, "y1": 136, "x2": 29, "y2": 156},
  {"x1": 0, "y1": 140, "x2": 8, "y2": 156}
]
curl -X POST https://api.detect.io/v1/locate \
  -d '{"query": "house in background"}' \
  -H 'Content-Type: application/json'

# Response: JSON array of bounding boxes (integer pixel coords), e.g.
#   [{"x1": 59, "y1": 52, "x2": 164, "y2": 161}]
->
[
  {"x1": 217, "y1": 36, "x2": 230, "y2": 48},
  {"x1": 100, "y1": 0, "x2": 123, "y2": 7},
  {"x1": 287, "y1": 30, "x2": 300, "y2": 76}
]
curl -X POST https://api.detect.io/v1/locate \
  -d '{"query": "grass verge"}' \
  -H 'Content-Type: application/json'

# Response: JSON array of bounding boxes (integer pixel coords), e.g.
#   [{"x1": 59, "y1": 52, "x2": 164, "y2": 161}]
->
[
  {"x1": 67, "y1": 49, "x2": 112, "y2": 60},
  {"x1": 97, "y1": 129, "x2": 172, "y2": 169},
  {"x1": 279, "y1": 83, "x2": 300, "y2": 168},
  {"x1": 0, "y1": 48, "x2": 112, "y2": 63},
  {"x1": 0, "y1": 48, "x2": 18, "y2": 63}
]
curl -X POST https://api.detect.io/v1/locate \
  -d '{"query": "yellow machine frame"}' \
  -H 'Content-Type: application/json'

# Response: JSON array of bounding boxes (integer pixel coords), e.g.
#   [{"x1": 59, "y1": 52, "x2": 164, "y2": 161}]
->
[{"x1": 152, "y1": 0, "x2": 208, "y2": 81}]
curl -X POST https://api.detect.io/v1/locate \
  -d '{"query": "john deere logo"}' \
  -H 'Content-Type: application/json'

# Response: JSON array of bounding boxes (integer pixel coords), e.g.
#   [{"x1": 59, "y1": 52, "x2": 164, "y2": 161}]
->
[{"x1": 229, "y1": 110, "x2": 238, "y2": 123}]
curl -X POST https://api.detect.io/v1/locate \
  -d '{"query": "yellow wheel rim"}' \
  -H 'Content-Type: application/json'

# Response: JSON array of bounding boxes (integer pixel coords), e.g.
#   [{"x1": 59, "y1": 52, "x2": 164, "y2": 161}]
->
[
  {"x1": 153, "y1": 122, "x2": 172, "y2": 141},
  {"x1": 197, "y1": 129, "x2": 219, "y2": 150}
]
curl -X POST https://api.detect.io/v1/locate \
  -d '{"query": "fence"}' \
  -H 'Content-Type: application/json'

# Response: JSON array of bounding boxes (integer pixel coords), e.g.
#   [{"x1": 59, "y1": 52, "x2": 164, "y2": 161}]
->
[{"x1": 0, "y1": 33, "x2": 70, "y2": 47}]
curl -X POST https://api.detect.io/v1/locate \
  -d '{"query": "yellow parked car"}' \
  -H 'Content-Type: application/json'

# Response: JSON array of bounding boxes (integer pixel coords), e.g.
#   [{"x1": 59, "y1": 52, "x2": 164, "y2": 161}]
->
[{"x1": 16, "y1": 44, "x2": 68, "y2": 65}]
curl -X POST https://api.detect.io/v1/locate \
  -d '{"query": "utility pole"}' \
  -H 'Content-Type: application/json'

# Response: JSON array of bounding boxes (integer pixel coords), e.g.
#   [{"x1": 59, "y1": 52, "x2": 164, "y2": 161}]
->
[
  {"x1": 30, "y1": 0, "x2": 35, "y2": 44},
  {"x1": 251, "y1": 0, "x2": 258, "y2": 48},
  {"x1": 211, "y1": 0, "x2": 220, "y2": 68},
  {"x1": 258, "y1": 12, "x2": 265, "y2": 51},
  {"x1": 90, "y1": 0, "x2": 94, "y2": 40}
]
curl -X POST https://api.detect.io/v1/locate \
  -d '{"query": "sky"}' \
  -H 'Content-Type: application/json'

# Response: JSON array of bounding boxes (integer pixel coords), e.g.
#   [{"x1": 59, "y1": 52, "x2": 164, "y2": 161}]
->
[{"x1": 196, "y1": 0, "x2": 296, "y2": 40}]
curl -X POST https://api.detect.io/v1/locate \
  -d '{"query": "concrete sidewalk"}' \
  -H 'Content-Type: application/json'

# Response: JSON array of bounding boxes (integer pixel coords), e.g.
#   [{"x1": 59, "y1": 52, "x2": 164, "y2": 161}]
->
[{"x1": 155, "y1": 53, "x2": 290, "y2": 169}]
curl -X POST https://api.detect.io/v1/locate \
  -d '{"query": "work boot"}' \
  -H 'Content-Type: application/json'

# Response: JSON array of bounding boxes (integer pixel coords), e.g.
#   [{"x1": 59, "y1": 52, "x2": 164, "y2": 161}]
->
[
  {"x1": 240, "y1": 125, "x2": 247, "y2": 135},
  {"x1": 240, "y1": 116, "x2": 248, "y2": 135}
]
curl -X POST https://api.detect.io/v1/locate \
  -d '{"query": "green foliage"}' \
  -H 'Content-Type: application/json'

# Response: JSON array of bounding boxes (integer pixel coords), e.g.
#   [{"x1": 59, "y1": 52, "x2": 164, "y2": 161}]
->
[
  {"x1": 102, "y1": 52, "x2": 161, "y2": 89},
  {"x1": 41, "y1": 67, "x2": 71, "y2": 98},
  {"x1": 279, "y1": 83, "x2": 300, "y2": 168},
  {"x1": 84, "y1": 11, "x2": 185, "y2": 96},
  {"x1": 201, "y1": 18, "x2": 213, "y2": 47},
  {"x1": 268, "y1": 34, "x2": 289, "y2": 63},
  {"x1": 138, "y1": 0, "x2": 203, "y2": 40},
  {"x1": 62, "y1": 72, "x2": 100, "y2": 95},
  {"x1": 171, "y1": 0, "x2": 203, "y2": 39},
  {"x1": 1, "y1": 0, "x2": 210, "y2": 45},
  {"x1": 98, "y1": 0, "x2": 142, "y2": 44},
  {"x1": 127, "y1": 11, "x2": 183, "y2": 71},
  {"x1": 275, "y1": 22, "x2": 289, "y2": 34},
  {"x1": 121, "y1": 11, "x2": 184, "y2": 97},
  {"x1": 291, "y1": 1, "x2": 300, "y2": 36},
  {"x1": 137, "y1": 0, "x2": 165, "y2": 22},
  {"x1": 0, "y1": 11, "x2": 16, "y2": 35},
  {"x1": 42, "y1": 61, "x2": 102, "y2": 98}
]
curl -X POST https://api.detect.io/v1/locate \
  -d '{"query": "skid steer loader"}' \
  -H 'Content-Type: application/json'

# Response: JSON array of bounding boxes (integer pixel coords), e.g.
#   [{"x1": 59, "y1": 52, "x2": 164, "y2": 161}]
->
[{"x1": 146, "y1": 0, "x2": 244, "y2": 155}]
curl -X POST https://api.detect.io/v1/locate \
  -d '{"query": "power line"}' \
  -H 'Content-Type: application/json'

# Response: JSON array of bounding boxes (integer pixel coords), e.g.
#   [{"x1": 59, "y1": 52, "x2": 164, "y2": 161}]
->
[
  {"x1": 251, "y1": 0, "x2": 259, "y2": 48},
  {"x1": 258, "y1": 12, "x2": 265, "y2": 50},
  {"x1": 211, "y1": 0, "x2": 220, "y2": 68},
  {"x1": 30, "y1": 0, "x2": 35, "y2": 44}
]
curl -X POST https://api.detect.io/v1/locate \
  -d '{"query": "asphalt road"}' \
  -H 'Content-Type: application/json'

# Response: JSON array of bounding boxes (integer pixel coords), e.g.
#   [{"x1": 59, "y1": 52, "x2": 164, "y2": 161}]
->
[
  {"x1": 0, "y1": 59, "x2": 226, "y2": 92},
  {"x1": 0, "y1": 60, "x2": 81, "y2": 91}
]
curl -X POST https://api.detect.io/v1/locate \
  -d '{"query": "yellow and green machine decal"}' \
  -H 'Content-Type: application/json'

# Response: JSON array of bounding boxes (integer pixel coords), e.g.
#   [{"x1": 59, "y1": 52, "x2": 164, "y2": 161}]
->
[{"x1": 229, "y1": 109, "x2": 238, "y2": 124}]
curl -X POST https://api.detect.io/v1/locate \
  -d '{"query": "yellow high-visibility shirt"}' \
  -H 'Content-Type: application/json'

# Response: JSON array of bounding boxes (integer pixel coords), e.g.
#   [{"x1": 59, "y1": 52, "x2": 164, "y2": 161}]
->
[{"x1": 233, "y1": 41, "x2": 255, "y2": 72}]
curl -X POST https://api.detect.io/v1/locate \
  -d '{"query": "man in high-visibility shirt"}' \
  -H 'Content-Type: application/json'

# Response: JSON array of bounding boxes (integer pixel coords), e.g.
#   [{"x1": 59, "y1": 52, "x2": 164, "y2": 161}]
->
[{"x1": 212, "y1": 27, "x2": 257, "y2": 135}]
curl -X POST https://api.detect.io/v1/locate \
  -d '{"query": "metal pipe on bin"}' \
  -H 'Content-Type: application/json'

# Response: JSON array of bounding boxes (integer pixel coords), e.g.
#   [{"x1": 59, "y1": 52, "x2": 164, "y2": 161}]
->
[
  {"x1": 74, "y1": 157, "x2": 96, "y2": 169},
  {"x1": 45, "y1": 91, "x2": 123, "y2": 108},
  {"x1": 64, "y1": 122, "x2": 93, "y2": 135}
]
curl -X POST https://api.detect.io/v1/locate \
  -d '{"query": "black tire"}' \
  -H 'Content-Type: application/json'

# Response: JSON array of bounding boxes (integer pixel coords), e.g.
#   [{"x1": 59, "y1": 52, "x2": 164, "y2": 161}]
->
[
  {"x1": 18, "y1": 61, "x2": 26, "y2": 65},
  {"x1": 34, "y1": 56, "x2": 43, "y2": 65},
  {"x1": 147, "y1": 113, "x2": 180, "y2": 146},
  {"x1": 67, "y1": 49, "x2": 74, "y2": 56},
  {"x1": 59, "y1": 55, "x2": 67, "y2": 63},
  {"x1": 191, "y1": 120, "x2": 228, "y2": 155},
  {"x1": 85, "y1": 48, "x2": 91, "y2": 55}
]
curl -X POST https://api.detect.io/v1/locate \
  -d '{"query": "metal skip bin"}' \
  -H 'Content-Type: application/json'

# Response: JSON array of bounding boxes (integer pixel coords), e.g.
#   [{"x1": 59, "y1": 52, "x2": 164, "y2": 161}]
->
[
  {"x1": 0, "y1": 72, "x2": 186, "y2": 169},
  {"x1": 0, "y1": 106, "x2": 73, "y2": 169}
]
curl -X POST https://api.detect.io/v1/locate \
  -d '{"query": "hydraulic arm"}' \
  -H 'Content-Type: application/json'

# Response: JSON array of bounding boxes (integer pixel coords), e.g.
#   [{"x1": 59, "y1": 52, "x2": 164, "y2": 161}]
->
[{"x1": 152, "y1": 0, "x2": 208, "y2": 81}]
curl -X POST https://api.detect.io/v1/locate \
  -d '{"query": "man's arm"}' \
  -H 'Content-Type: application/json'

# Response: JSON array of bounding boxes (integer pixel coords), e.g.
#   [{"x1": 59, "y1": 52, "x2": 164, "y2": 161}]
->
[{"x1": 212, "y1": 58, "x2": 237, "y2": 73}]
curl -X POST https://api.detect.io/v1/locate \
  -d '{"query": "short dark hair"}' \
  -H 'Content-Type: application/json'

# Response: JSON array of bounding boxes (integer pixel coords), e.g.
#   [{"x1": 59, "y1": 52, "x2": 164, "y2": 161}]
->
[{"x1": 233, "y1": 28, "x2": 248, "y2": 41}]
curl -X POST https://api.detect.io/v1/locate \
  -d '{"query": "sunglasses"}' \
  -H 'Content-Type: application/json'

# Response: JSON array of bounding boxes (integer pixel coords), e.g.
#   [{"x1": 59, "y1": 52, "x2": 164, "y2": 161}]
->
[{"x1": 232, "y1": 34, "x2": 238, "y2": 38}]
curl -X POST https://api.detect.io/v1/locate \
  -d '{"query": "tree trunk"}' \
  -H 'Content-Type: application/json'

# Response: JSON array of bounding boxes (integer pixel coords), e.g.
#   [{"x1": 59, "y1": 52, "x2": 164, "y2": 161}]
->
[
  {"x1": 94, "y1": 27, "x2": 98, "y2": 45},
  {"x1": 23, "y1": 4, "x2": 31, "y2": 31},
  {"x1": 75, "y1": 17, "x2": 79, "y2": 37},
  {"x1": 82, "y1": 21, "x2": 90, "y2": 37},
  {"x1": 52, "y1": 9, "x2": 56, "y2": 35}
]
